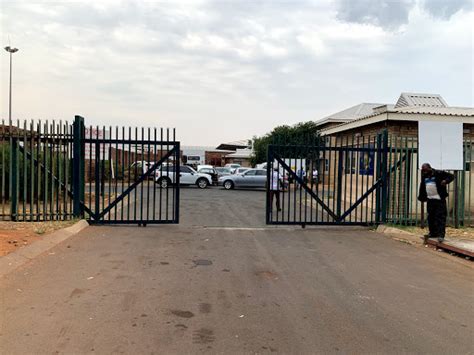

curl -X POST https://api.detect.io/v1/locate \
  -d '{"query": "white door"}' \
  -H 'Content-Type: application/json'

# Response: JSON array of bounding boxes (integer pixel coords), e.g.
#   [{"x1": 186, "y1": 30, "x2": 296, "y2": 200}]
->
[
  {"x1": 179, "y1": 166, "x2": 196, "y2": 184},
  {"x1": 255, "y1": 170, "x2": 267, "y2": 187}
]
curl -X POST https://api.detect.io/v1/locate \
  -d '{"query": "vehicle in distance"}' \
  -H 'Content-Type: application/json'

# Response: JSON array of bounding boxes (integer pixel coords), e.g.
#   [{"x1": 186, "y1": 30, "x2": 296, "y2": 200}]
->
[
  {"x1": 126, "y1": 161, "x2": 157, "y2": 181},
  {"x1": 224, "y1": 163, "x2": 241, "y2": 174},
  {"x1": 197, "y1": 166, "x2": 219, "y2": 185},
  {"x1": 218, "y1": 168, "x2": 267, "y2": 190},
  {"x1": 234, "y1": 167, "x2": 250, "y2": 175},
  {"x1": 155, "y1": 165, "x2": 213, "y2": 189},
  {"x1": 215, "y1": 167, "x2": 232, "y2": 177}
]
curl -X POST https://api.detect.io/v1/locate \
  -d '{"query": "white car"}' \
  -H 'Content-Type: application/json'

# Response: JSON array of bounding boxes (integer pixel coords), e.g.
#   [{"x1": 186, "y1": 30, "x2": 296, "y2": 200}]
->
[
  {"x1": 155, "y1": 165, "x2": 213, "y2": 189},
  {"x1": 129, "y1": 161, "x2": 156, "y2": 180},
  {"x1": 225, "y1": 163, "x2": 241, "y2": 174},
  {"x1": 234, "y1": 167, "x2": 250, "y2": 175}
]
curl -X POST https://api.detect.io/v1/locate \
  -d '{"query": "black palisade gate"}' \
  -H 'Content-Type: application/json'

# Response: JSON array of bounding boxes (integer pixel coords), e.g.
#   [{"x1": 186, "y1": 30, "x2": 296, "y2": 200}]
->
[{"x1": 266, "y1": 131, "x2": 390, "y2": 226}]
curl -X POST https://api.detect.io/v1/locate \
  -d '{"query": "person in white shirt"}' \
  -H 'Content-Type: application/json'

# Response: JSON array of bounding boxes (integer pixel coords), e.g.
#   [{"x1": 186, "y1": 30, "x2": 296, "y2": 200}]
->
[
  {"x1": 312, "y1": 168, "x2": 319, "y2": 185},
  {"x1": 269, "y1": 167, "x2": 282, "y2": 212},
  {"x1": 418, "y1": 163, "x2": 454, "y2": 243}
]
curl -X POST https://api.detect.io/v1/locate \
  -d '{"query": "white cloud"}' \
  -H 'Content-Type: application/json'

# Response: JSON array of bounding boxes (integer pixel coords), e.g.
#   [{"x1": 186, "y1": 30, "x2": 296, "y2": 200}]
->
[{"x1": 0, "y1": 0, "x2": 472, "y2": 145}]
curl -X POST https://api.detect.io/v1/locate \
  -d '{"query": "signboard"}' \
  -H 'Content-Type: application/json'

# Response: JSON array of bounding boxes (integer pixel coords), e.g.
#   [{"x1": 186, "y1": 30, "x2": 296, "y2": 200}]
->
[
  {"x1": 418, "y1": 121, "x2": 463, "y2": 170},
  {"x1": 359, "y1": 145, "x2": 374, "y2": 175}
]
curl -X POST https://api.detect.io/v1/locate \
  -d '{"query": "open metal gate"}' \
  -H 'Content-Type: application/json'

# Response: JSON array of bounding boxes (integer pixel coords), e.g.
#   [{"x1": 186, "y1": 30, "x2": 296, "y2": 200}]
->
[
  {"x1": 77, "y1": 117, "x2": 180, "y2": 225},
  {"x1": 266, "y1": 132, "x2": 390, "y2": 226}
]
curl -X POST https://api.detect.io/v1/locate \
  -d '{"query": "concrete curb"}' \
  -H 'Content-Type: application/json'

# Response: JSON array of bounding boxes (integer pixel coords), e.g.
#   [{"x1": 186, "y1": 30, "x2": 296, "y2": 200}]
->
[
  {"x1": 377, "y1": 225, "x2": 473, "y2": 260},
  {"x1": 376, "y1": 225, "x2": 423, "y2": 246},
  {"x1": 0, "y1": 219, "x2": 89, "y2": 278}
]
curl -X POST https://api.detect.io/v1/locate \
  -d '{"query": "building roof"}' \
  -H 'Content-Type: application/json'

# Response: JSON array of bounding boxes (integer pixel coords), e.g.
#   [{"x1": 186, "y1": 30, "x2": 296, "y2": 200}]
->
[
  {"x1": 315, "y1": 103, "x2": 387, "y2": 127},
  {"x1": 320, "y1": 106, "x2": 474, "y2": 135},
  {"x1": 224, "y1": 148, "x2": 253, "y2": 159},
  {"x1": 216, "y1": 139, "x2": 250, "y2": 151},
  {"x1": 394, "y1": 92, "x2": 447, "y2": 108},
  {"x1": 317, "y1": 92, "x2": 473, "y2": 135}
]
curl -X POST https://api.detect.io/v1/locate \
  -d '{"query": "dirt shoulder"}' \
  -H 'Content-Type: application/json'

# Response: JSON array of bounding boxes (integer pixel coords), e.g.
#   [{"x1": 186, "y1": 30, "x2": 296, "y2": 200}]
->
[
  {"x1": 0, "y1": 220, "x2": 78, "y2": 256},
  {"x1": 393, "y1": 226, "x2": 474, "y2": 241}
]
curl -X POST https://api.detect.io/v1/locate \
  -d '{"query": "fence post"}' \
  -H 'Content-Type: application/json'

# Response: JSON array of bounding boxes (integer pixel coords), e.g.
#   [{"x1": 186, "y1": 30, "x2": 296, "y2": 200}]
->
[
  {"x1": 266, "y1": 144, "x2": 273, "y2": 225},
  {"x1": 73, "y1": 115, "x2": 85, "y2": 218},
  {"x1": 336, "y1": 149, "x2": 343, "y2": 218},
  {"x1": 375, "y1": 133, "x2": 382, "y2": 224},
  {"x1": 380, "y1": 130, "x2": 389, "y2": 223},
  {"x1": 11, "y1": 139, "x2": 18, "y2": 221},
  {"x1": 454, "y1": 171, "x2": 459, "y2": 228}
]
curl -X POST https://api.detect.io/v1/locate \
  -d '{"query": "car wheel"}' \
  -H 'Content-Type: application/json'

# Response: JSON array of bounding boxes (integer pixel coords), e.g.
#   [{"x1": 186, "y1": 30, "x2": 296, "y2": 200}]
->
[
  {"x1": 157, "y1": 177, "x2": 170, "y2": 188},
  {"x1": 223, "y1": 180, "x2": 234, "y2": 190},
  {"x1": 197, "y1": 178, "x2": 209, "y2": 189}
]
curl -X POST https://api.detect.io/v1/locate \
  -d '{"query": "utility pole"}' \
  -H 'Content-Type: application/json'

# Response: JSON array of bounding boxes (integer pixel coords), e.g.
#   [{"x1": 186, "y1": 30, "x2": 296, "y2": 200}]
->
[{"x1": 4, "y1": 46, "x2": 19, "y2": 123}]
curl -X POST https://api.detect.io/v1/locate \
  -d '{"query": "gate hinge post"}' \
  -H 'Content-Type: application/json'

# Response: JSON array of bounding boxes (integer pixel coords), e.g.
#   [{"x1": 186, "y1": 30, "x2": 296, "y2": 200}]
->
[
  {"x1": 73, "y1": 115, "x2": 85, "y2": 218},
  {"x1": 10, "y1": 138, "x2": 18, "y2": 221}
]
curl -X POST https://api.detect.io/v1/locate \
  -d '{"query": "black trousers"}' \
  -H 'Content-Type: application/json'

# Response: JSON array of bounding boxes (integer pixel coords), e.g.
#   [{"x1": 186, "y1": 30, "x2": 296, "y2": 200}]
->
[
  {"x1": 427, "y1": 199, "x2": 447, "y2": 239},
  {"x1": 270, "y1": 190, "x2": 281, "y2": 211}
]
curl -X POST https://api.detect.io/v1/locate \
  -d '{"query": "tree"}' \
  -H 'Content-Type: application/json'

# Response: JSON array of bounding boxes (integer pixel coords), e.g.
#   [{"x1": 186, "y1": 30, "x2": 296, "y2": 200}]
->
[{"x1": 250, "y1": 121, "x2": 321, "y2": 166}]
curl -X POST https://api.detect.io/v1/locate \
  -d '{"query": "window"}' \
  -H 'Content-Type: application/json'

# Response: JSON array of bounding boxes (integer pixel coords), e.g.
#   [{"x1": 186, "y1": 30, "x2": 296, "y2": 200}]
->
[
  {"x1": 162, "y1": 165, "x2": 175, "y2": 172},
  {"x1": 245, "y1": 170, "x2": 257, "y2": 176},
  {"x1": 181, "y1": 166, "x2": 192, "y2": 173},
  {"x1": 187, "y1": 156, "x2": 200, "y2": 161},
  {"x1": 201, "y1": 169, "x2": 213, "y2": 174},
  {"x1": 256, "y1": 170, "x2": 266, "y2": 176}
]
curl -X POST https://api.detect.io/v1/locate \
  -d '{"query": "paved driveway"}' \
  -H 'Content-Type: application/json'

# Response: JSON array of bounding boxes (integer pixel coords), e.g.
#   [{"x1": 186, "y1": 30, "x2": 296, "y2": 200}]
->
[
  {"x1": 180, "y1": 186, "x2": 266, "y2": 227},
  {"x1": 1, "y1": 188, "x2": 473, "y2": 354}
]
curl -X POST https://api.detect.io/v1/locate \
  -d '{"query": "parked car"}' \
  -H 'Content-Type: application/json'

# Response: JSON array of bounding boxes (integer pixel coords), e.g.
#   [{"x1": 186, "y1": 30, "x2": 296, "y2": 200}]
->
[
  {"x1": 155, "y1": 165, "x2": 213, "y2": 189},
  {"x1": 197, "y1": 164, "x2": 214, "y2": 171},
  {"x1": 234, "y1": 167, "x2": 250, "y2": 175},
  {"x1": 219, "y1": 168, "x2": 267, "y2": 190},
  {"x1": 224, "y1": 163, "x2": 241, "y2": 174},
  {"x1": 197, "y1": 166, "x2": 219, "y2": 185},
  {"x1": 215, "y1": 167, "x2": 232, "y2": 177},
  {"x1": 126, "y1": 161, "x2": 157, "y2": 181}
]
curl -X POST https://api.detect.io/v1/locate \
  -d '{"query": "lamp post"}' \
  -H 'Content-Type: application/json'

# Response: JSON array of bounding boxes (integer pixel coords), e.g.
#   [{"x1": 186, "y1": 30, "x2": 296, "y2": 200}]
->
[{"x1": 4, "y1": 46, "x2": 19, "y2": 124}]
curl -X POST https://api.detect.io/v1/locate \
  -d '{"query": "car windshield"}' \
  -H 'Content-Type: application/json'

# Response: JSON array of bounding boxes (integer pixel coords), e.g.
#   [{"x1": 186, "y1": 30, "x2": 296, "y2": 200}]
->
[{"x1": 216, "y1": 168, "x2": 231, "y2": 173}]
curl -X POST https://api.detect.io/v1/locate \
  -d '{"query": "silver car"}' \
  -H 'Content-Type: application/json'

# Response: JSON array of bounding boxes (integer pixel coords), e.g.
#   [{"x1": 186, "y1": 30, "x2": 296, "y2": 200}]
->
[{"x1": 219, "y1": 169, "x2": 267, "y2": 190}]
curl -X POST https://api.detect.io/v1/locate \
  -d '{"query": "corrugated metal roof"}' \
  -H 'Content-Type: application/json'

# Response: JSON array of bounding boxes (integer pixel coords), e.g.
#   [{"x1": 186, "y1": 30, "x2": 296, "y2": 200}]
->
[
  {"x1": 223, "y1": 139, "x2": 250, "y2": 147},
  {"x1": 324, "y1": 103, "x2": 386, "y2": 120},
  {"x1": 395, "y1": 106, "x2": 474, "y2": 116},
  {"x1": 216, "y1": 139, "x2": 250, "y2": 150},
  {"x1": 225, "y1": 148, "x2": 253, "y2": 159},
  {"x1": 394, "y1": 93, "x2": 447, "y2": 108},
  {"x1": 320, "y1": 106, "x2": 474, "y2": 134}
]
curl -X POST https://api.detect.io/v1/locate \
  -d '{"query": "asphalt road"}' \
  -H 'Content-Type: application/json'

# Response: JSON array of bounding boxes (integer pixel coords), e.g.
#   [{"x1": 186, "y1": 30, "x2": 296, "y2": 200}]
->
[
  {"x1": 180, "y1": 186, "x2": 267, "y2": 227},
  {"x1": 1, "y1": 188, "x2": 473, "y2": 354}
]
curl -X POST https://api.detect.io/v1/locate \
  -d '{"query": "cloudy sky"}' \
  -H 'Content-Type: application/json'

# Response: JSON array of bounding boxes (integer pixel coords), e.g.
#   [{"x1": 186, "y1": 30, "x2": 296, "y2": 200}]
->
[{"x1": 1, "y1": 0, "x2": 473, "y2": 146}]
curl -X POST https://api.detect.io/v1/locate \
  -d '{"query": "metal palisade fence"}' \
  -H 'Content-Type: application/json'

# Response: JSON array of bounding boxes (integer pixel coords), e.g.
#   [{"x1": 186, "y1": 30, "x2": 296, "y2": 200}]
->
[
  {"x1": 387, "y1": 134, "x2": 472, "y2": 228},
  {"x1": 0, "y1": 117, "x2": 180, "y2": 224},
  {"x1": 0, "y1": 119, "x2": 74, "y2": 221}
]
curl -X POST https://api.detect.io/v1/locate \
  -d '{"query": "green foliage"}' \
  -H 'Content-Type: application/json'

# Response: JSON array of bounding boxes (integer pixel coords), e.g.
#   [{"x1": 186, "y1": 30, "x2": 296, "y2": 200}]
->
[
  {"x1": 251, "y1": 121, "x2": 322, "y2": 165},
  {"x1": 0, "y1": 142, "x2": 73, "y2": 202}
]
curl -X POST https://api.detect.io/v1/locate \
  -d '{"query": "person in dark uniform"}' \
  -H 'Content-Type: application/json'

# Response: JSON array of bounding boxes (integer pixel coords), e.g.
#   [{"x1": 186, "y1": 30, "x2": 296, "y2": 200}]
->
[{"x1": 418, "y1": 163, "x2": 454, "y2": 244}]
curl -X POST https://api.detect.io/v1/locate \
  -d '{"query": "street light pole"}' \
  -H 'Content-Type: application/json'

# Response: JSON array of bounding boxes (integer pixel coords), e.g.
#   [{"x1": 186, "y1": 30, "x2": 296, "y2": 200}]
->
[{"x1": 4, "y1": 46, "x2": 19, "y2": 124}]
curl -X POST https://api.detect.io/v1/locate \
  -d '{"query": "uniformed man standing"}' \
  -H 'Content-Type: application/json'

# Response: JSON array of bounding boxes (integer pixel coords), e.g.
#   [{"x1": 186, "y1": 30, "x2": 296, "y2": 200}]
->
[{"x1": 418, "y1": 163, "x2": 454, "y2": 244}]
